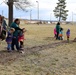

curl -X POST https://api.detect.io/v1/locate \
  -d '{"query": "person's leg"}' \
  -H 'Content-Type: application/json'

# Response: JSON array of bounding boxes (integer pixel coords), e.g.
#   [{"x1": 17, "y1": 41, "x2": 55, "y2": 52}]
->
[
  {"x1": 61, "y1": 36, "x2": 63, "y2": 40},
  {"x1": 58, "y1": 32, "x2": 60, "y2": 40},
  {"x1": 55, "y1": 34, "x2": 57, "y2": 38},
  {"x1": 16, "y1": 38, "x2": 20, "y2": 51},
  {"x1": 56, "y1": 33, "x2": 58, "y2": 39},
  {"x1": 7, "y1": 43, "x2": 11, "y2": 51},
  {"x1": 20, "y1": 41, "x2": 24, "y2": 49},
  {"x1": 11, "y1": 38, "x2": 15, "y2": 50},
  {"x1": 67, "y1": 36, "x2": 69, "y2": 42},
  {"x1": 59, "y1": 36, "x2": 60, "y2": 40},
  {"x1": 19, "y1": 41, "x2": 24, "y2": 53},
  {"x1": 56, "y1": 32, "x2": 59, "y2": 40}
]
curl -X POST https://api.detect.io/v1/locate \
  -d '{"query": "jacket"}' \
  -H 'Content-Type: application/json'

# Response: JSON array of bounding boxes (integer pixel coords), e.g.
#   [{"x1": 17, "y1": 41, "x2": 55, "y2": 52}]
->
[
  {"x1": 56, "y1": 25, "x2": 60, "y2": 33},
  {"x1": 10, "y1": 22, "x2": 22, "y2": 37}
]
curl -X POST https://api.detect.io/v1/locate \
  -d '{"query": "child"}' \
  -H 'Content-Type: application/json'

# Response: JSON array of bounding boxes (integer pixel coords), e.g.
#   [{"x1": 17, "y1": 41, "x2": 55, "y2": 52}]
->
[
  {"x1": 66, "y1": 29, "x2": 70, "y2": 42},
  {"x1": 54, "y1": 28, "x2": 57, "y2": 38},
  {"x1": 18, "y1": 28, "x2": 26, "y2": 53},
  {"x1": 59, "y1": 28, "x2": 63, "y2": 40},
  {"x1": 6, "y1": 28, "x2": 15, "y2": 52}
]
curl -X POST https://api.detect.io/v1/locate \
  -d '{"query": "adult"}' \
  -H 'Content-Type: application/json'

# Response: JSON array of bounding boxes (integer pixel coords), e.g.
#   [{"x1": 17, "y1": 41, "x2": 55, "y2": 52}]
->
[
  {"x1": 10, "y1": 19, "x2": 22, "y2": 51},
  {"x1": 0, "y1": 15, "x2": 3, "y2": 36},
  {"x1": 2, "y1": 16, "x2": 7, "y2": 30},
  {"x1": 56, "y1": 22, "x2": 60, "y2": 40},
  {"x1": 1, "y1": 16, "x2": 7, "y2": 40}
]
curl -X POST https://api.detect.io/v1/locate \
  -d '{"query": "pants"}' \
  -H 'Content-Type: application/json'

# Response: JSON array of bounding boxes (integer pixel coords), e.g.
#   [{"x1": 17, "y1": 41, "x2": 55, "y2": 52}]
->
[
  {"x1": 67, "y1": 36, "x2": 69, "y2": 42},
  {"x1": 7, "y1": 43, "x2": 11, "y2": 51},
  {"x1": 11, "y1": 37, "x2": 20, "y2": 50},
  {"x1": 56, "y1": 32, "x2": 59, "y2": 40}
]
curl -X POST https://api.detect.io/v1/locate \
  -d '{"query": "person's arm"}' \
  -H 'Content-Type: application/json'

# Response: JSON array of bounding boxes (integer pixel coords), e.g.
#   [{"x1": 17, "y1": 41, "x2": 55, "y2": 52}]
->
[
  {"x1": 15, "y1": 27, "x2": 22, "y2": 31},
  {"x1": 10, "y1": 23, "x2": 22, "y2": 30}
]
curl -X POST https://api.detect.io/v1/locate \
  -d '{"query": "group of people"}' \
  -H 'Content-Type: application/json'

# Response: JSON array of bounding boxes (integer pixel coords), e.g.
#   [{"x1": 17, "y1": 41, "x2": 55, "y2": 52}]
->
[
  {"x1": 0, "y1": 15, "x2": 26, "y2": 53},
  {"x1": 54, "y1": 22, "x2": 70, "y2": 42},
  {"x1": 6, "y1": 19, "x2": 26, "y2": 53},
  {"x1": 0, "y1": 15, "x2": 71, "y2": 53}
]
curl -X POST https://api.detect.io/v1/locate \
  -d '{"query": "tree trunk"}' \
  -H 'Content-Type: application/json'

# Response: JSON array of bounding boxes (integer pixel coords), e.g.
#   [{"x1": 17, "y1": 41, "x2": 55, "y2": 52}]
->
[
  {"x1": 59, "y1": 16, "x2": 61, "y2": 22},
  {"x1": 59, "y1": 9, "x2": 61, "y2": 22},
  {"x1": 8, "y1": 0, "x2": 13, "y2": 26}
]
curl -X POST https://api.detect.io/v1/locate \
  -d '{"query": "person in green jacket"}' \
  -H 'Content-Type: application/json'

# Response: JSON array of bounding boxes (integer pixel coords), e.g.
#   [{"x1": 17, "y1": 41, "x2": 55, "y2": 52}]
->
[
  {"x1": 56, "y1": 22, "x2": 60, "y2": 40},
  {"x1": 10, "y1": 19, "x2": 22, "y2": 51}
]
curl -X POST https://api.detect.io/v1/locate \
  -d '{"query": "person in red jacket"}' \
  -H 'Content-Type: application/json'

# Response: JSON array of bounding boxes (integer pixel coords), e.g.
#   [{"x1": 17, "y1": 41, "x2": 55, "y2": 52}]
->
[{"x1": 18, "y1": 28, "x2": 26, "y2": 53}]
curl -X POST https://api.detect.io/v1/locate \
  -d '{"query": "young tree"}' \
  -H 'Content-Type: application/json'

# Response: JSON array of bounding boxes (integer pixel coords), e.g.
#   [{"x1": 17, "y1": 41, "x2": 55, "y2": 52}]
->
[
  {"x1": 53, "y1": 0, "x2": 68, "y2": 22},
  {"x1": 4, "y1": 0, "x2": 31, "y2": 26}
]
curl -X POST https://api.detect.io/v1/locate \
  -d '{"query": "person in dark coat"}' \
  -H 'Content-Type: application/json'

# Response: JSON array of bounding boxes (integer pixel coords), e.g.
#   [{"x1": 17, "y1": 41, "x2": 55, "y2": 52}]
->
[
  {"x1": 56, "y1": 22, "x2": 60, "y2": 40},
  {"x1": 10, "y1": 19, "x2": 22, "y2": 51}
]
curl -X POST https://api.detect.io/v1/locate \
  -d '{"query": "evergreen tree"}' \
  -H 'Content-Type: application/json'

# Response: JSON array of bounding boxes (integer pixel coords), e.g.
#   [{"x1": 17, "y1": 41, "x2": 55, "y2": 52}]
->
[{"x1": 53, "y1": 0, "x2": 68, "y2": 22}]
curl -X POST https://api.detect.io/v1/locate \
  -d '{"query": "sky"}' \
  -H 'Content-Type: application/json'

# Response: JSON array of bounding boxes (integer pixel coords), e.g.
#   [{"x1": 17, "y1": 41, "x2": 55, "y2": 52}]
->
[{"x1": 0, "y1": 0, "x2": 76, "y2": 21}]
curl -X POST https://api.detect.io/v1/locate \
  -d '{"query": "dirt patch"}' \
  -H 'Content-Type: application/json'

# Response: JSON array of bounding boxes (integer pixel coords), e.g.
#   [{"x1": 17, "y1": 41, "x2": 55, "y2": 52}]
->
[
  {"x1": 0, "y1": 40, "x2": 74, "y2": 65},
  {"x1": 25, "y1": 40, "x2": 73, "y2": 52}
]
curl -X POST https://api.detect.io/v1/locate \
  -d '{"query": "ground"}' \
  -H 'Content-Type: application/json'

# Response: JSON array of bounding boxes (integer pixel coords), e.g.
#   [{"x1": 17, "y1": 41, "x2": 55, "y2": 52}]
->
[{"x1": 0, "y1": 24, "x2": 76, "y2": 75}]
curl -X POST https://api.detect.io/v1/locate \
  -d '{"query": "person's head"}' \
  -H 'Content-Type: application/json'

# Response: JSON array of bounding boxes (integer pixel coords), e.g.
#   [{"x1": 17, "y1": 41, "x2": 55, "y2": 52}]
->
[
  {"x1": 57, "y1": 22, "x2": 60, "y2": 25},
  {"x1": 60, "y1": 28, "x2": 63, "y2": 31},
  {"x1": 10, "y1": 28, "x2": 15, "y2": 33},
  {"x1": 67, "y1": 29, "x2": 70, "y2": 32},
  {"x1": 14, "y1": 19, "x2": 20, "y2": 25}
]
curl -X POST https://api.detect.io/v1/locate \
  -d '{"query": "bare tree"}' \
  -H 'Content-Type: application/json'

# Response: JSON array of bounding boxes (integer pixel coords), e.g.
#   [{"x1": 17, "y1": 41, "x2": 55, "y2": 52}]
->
[
  {"x1": 4, "y1": 0, "x2": 31, "y2": 26},
  {"x1": 14, "y1": 0, "x2": 31, "y2": 11}
]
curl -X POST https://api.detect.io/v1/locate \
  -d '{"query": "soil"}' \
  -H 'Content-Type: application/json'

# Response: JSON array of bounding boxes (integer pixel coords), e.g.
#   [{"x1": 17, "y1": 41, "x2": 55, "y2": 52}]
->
[{"x1": 0, "y1": 40, "x2": 73, "y2": 65}]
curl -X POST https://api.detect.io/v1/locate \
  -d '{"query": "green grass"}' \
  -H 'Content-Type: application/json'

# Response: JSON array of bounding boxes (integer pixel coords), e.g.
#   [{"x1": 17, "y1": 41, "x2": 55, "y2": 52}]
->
[{"x1": 0, "y1": 24, "x2": 76, "y2": 75}]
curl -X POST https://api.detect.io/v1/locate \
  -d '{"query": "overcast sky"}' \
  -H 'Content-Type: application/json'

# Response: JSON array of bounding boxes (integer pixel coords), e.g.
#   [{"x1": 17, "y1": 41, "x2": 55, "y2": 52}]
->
[{"x1": 0, "y1": 0, "x2": 76, "y2": 21}]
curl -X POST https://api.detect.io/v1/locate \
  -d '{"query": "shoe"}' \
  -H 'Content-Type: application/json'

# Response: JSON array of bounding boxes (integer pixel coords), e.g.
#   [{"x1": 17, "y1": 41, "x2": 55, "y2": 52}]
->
[
  {"x1": 7, "y1": 48, "x2": 12, "y2": 52},
  {"x1": 7, "y1": 48, "x2": 9, "y2": 50},
  {"x1": 8, "y1": 50, "x2": 12, "y2": 52},
  {"x1": 17, "y1": 50, "x2": 24, "y2": 54}
]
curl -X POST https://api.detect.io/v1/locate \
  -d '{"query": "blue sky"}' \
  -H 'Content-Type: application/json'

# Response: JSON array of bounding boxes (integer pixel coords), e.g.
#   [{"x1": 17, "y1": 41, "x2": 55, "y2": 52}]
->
[{"x1": 0, "y1": 0, "x2": 76, "y2": 21}]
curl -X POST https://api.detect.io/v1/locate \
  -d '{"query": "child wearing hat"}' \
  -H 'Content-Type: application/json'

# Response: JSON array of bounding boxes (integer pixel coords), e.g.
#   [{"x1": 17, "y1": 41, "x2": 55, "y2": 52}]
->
[
  {"x1": 59, "y1": 28, "x2": 63, "y2": 40},
  {"x1": 66, "y1": 29, "x2": 70, "y2": 42},
  {"x1": 6, "y1": 28, "x2": 15, "y2": 52}
]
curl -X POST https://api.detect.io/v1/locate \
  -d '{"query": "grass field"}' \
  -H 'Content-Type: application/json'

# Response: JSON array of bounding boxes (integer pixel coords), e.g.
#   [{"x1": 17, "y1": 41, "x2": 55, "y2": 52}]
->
[{"x1": 0, "y1": 24, "x2": 76, "y2": 75}]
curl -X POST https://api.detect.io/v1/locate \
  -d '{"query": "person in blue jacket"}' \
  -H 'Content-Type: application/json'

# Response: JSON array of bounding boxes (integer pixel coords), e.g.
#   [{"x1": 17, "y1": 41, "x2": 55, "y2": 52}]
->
[
  {"x1": 10, "y1": 19, "x2": 22, "y2": 51},
  {"x1": 6, "y1": 28, "x2": 15, "y2": 52}
]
